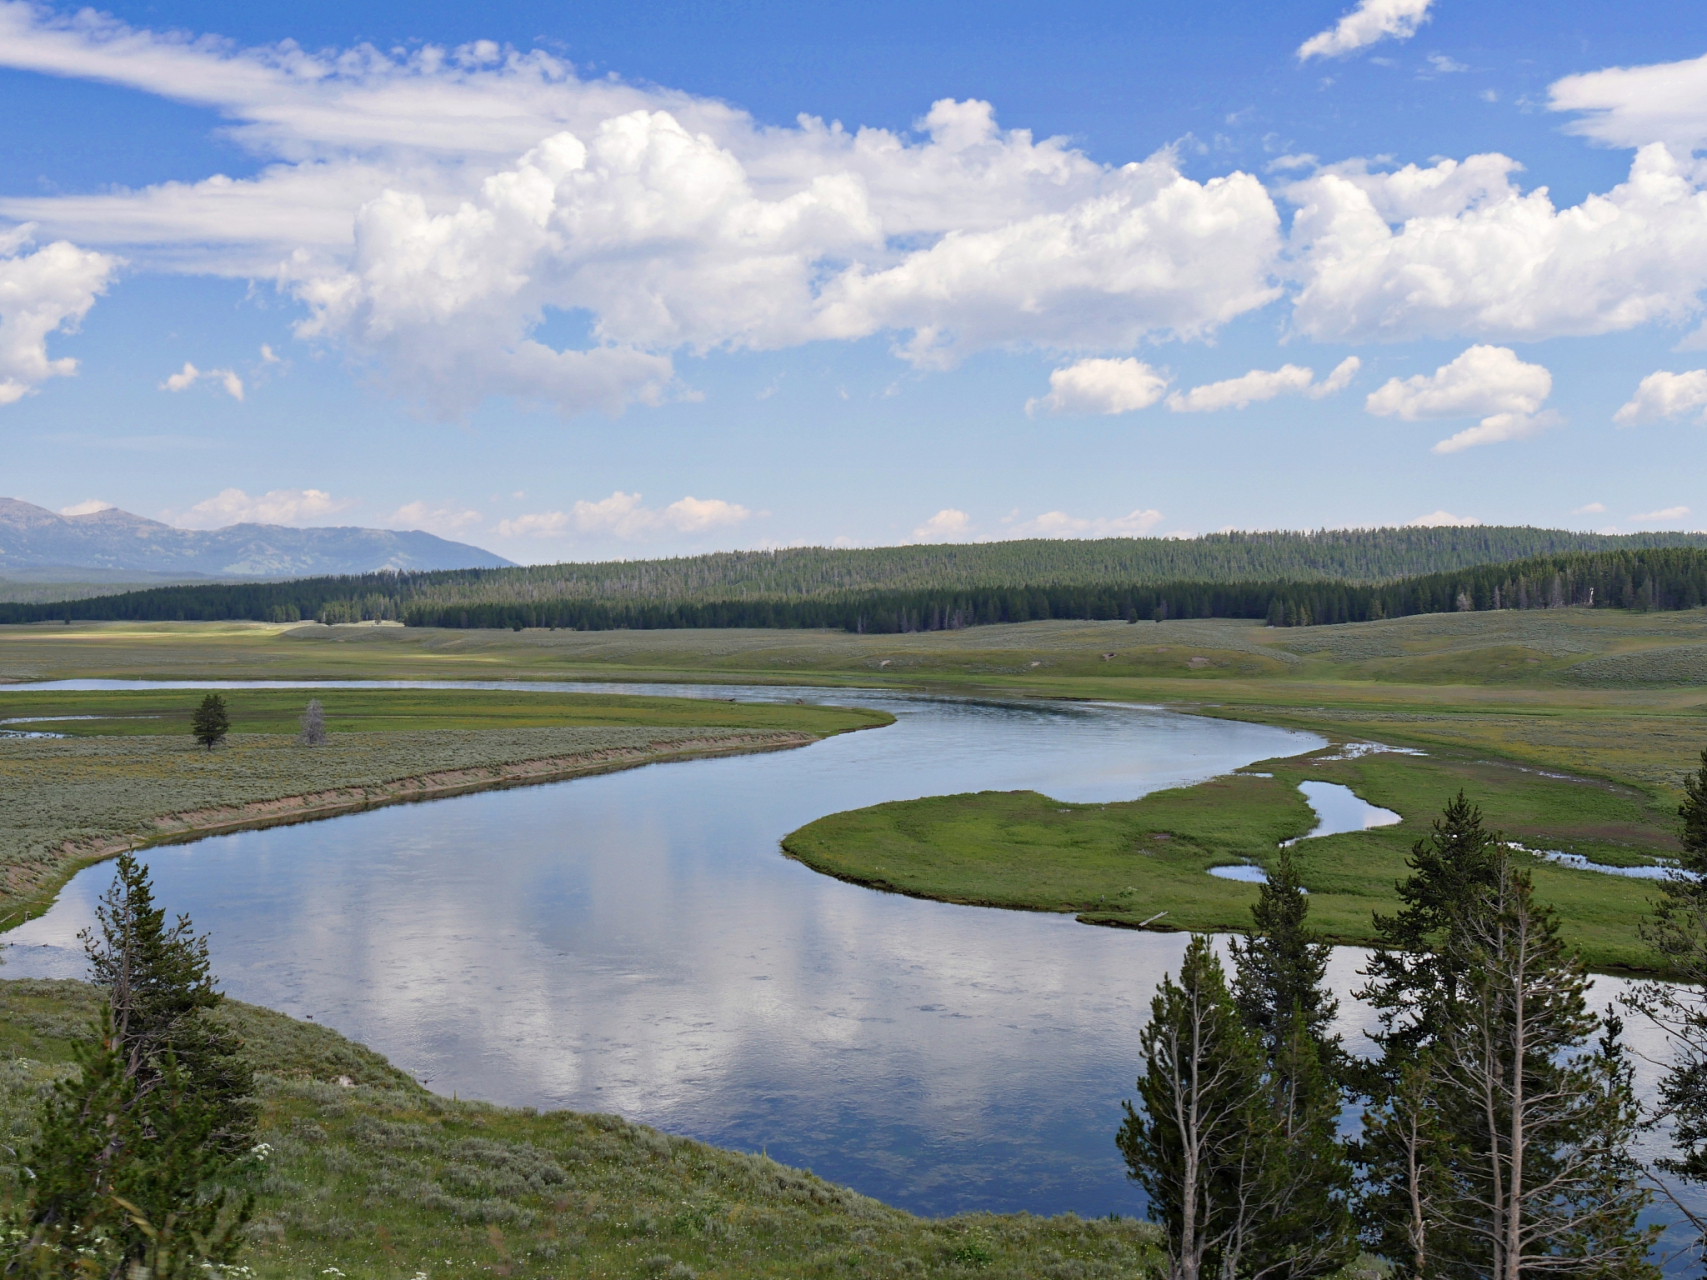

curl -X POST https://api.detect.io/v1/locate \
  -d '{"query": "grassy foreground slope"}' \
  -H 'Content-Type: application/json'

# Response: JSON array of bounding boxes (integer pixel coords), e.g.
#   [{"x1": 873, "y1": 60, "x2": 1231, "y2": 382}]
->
[
  {"x1": 783, "y1": 745, "x2": 1676, "y2": 973},
  {"x1": 0, "y1": 979, "x2": 1161, "y2": 1279}
]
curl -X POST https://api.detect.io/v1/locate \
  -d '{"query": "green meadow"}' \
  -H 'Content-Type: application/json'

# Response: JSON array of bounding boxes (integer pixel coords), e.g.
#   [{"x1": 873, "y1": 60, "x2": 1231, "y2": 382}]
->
[{"x1": 782, "y1": 743, "x2": 1679, "y2": 973}]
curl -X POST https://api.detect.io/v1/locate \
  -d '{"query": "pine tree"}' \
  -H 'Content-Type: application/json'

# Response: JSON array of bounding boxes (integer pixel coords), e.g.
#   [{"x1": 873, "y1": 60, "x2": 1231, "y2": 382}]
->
[
  {"x1": 1424, "y1": 859, "x2": 1656, "y2": 1280},
  {"x1": 190, "y1": 693, "x2": 228, "y2": 750},
  {"x1": 80, "y1": 852, "x2": 255, "y2": 1156},
  {"x1": 1358, "y1": 791, "x2": 1506, "y2": 1079},
  {"x1": 1231, "y1": 848, "x2": 1358, "y2": 1280},
  {"x1": 1354, "y1": 792, "x2": 1520, "y2": 1275},
  {"x1": 1233, "y1": 847, "x2": 1340, "y2": 1072},
  {"x1": 1357, "y1": 1053, "x2": 1456, "y2": 1279},
  {"x1": 6, "y1": 1008, "x2": 251, "y2": 1277},
  {"x1": 1627, "y1": 747, "x2": 1707, "y2": 1258},
  {"x1": 1119, "y1": 937, "x2": 1272, "y2": 1280}
]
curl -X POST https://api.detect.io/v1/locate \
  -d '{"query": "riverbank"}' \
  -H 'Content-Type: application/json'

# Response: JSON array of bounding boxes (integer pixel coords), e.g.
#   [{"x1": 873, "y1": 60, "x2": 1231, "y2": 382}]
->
[
  {"x1": 0, "y1": 978, "x2": 1162, "y2": 1278},
  {"x1": 0, "y1": 693, "x2": 891, "y2": 927},
  {"x1": 782, "y1": 743, "x2": 1679, "y2": 974}
]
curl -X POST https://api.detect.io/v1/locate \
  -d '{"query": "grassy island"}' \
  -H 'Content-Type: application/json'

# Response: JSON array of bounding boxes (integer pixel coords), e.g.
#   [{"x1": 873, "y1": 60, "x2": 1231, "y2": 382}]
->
[{"x1": 782, "y1": 744, "x2": 1680, "y2": 973}]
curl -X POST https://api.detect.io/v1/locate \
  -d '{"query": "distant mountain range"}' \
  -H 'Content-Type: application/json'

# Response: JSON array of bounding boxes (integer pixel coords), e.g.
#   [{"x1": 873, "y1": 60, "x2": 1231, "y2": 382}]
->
[{"x1": 0, "y1": 497, "x2": 513, "y2": 580}]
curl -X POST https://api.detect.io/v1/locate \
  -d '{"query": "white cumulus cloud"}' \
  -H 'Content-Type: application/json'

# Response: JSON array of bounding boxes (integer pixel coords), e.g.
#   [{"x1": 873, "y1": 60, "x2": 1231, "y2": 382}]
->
[
  {"x1": 1549, "y1": 51, "x2": 1707, "y2": 154},
  {"x1": 58, "y1": 498, "x2": 114, "y2": 515},
  {"x1": 1165, "y1": 357, "x2": 1359, "y2": 412},
  {"x1": 0, "y1": 225, "x2": 118, "y2": 405},
  {"x1": 158, "y1": 361, "x2": 244, "y2": 400},
  {"x1": 1613, "y1": 369, "x2": 1707, "y2": 426},
  {"x1": 0, "y1": 9, "x2": 1285, "y2": 419},
  {"x1": 1365, "y1": 345, "x2": 1560, "y2": 454},
  {"x1": 1285, "y1": 146, "x2": 1707, "y2": 344},
  {"x1": 911, "y1": 509, "x2": 972, "y2": 542},
  {"x1": 167, "y1": 487, "x2": 356, "y2": 529},
  {"x1": 1407, "y1": 510, "x2": 1481, "y2": 527},
  {"x1": 1630, "y1": 505, "x2": 1691, "y2": 524},
  {"x1": 1026, "y1": 358, "x2": 1169, "y2": 416},
  {"x1": 1297, "y1": 0, "x2": 1432, "y2": 62},
  {"x1": 495, "y1": 491, "x2": 751, "y2": 540}
]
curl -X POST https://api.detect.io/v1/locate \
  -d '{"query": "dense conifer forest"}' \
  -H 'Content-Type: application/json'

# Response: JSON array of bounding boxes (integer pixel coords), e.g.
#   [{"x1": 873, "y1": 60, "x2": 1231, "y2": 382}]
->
[{"x1": 6, "y1": 530, "x2": 1707, "y2": 632}]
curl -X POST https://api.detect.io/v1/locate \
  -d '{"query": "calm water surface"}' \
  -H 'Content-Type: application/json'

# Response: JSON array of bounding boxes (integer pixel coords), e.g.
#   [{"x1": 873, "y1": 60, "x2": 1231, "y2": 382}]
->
[{"x1": 3, "y1": 684, "x2": 1696, "y2": 1253}]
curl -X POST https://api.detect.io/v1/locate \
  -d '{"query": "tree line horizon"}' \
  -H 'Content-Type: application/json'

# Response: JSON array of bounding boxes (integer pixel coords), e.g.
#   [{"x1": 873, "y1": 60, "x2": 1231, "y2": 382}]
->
[{"x1": 7, "y1": 533, "x2": 1707, "y2": 634}]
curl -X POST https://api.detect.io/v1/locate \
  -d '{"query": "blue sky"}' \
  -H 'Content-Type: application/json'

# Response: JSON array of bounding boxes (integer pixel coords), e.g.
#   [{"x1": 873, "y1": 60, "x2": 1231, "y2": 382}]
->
[{"x1": 3, "y1": 0, "x2": 1707, "y2": 561}]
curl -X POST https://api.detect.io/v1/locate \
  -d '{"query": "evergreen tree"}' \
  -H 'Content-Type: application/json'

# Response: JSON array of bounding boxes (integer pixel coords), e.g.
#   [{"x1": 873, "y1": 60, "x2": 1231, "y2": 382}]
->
[
  {"x1": 190, "y1": 694, "x2": 228, "y2": 751},
  {"x1": 1233, "y1": 847, "x2": 1340, "y2": 1073},
  {"x1": 1424, "y1": 859, "x2": 1656, "y2": 1280},
  {"x1": 6, "y1": 1009, "x2": 251, "y2": 1277},
  {"x1": 80, "y1": 853, "x2": 255, "y2": 1156},
  {"x1": 1231, "y1": 848, "x2": 1358, "y2": 1280},
  {"x1": 1358, "y1": 791, "x2": 1506, "y2": 1080},
  {"x1": 1357, "y1": 1053, "x2": 1457, "y2": 1279},
  {"x1": 1119, "y1": 937, "x2": 1271, "y2": 1280},
  {"x1": 1354, "y1": 792, "x2": 1518, "y2": 1275},
  {"x1": 1627, "y1": 747, "x2": 1707, "y2": 1260}
]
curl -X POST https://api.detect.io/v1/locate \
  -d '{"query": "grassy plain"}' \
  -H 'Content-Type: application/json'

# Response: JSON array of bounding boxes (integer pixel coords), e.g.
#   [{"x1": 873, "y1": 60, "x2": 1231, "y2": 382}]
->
[
  {"x1": 0, "y1": 690, "x2": 889, "y2": 927},
  {"x1": 0, "y1": 979, "x2": 1159, "y2": 1280},
  {"x1": 2, "y1": 611, "x2": 1703, "y2": 793},
  {"x1": 0, "y1": 686, "x2": 883, "y2": 737},
  {"x1": 782, "y1": 744, "x2": 1676, "y2": 972}
]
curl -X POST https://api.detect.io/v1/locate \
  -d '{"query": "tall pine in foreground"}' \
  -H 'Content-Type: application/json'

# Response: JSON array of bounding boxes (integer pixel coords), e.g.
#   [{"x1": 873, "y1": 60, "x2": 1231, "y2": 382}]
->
[
  {"x1": 1230, "y1": 848, "x2": 1357, "y2": 1280},
  {"x1": 1119, "y1": 937, "x2": 1272, "y2": 1280},
  {"x1": 82, "y1": 852, "x2": 255, "y2": 1155},
  {"x1": 5, "y1": 854, "x2": 256, "y2": 1276},
  {"x1": 1122, "y1": 854, "x2": 1357, "y2": 1280},
  {"x1": 1358, "y1": 791, "x2": 1505, "y2": 1083},
  {"x1": 1628, "y1": 746, "x2": 1707, "y2": 1263}
]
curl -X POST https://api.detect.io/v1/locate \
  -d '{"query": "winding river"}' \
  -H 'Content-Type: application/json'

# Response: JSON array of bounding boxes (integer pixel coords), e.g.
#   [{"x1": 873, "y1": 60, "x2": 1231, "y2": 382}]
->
[{"x1": 1, "y1": 682, "x2": 1696, "y2": 1256}]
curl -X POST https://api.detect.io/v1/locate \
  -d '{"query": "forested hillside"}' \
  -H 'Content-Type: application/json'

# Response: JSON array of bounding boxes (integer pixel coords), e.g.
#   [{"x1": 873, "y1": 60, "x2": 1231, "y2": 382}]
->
[{"x1": 4, "y1": 534, "x2": 1707, "y2": 633}]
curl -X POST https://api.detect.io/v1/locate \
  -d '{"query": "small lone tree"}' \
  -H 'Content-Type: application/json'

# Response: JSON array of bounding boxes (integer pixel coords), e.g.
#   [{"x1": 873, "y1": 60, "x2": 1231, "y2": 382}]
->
[
  {"x1": 190, "y1": 693, "x2": 229, "y2": 750},
  {"x1": 297, "y1": 698, "x2": 327, "y2": 746}
]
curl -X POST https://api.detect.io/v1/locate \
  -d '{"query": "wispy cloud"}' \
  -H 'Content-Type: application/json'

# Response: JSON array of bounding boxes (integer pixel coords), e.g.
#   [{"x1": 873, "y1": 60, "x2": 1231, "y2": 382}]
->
[
  {"x1": 165, "y1": 487, "x2": 355, "y2": 528},
  {"x1": 496, "y1": 492, "x2": 751, "y2": 540},
  {"x1": 1298, "y1": 0, "x2": 1432, "y2": 61},
  {"x1": 159, "y1": 361, "x2": 244, "y2": 401}
]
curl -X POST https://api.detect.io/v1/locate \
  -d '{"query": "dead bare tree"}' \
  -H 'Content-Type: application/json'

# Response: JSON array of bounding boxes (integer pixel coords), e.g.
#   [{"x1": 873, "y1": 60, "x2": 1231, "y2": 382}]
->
[{"x1": 297, "y1": 698, "x2": 327, "y2": 746}]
